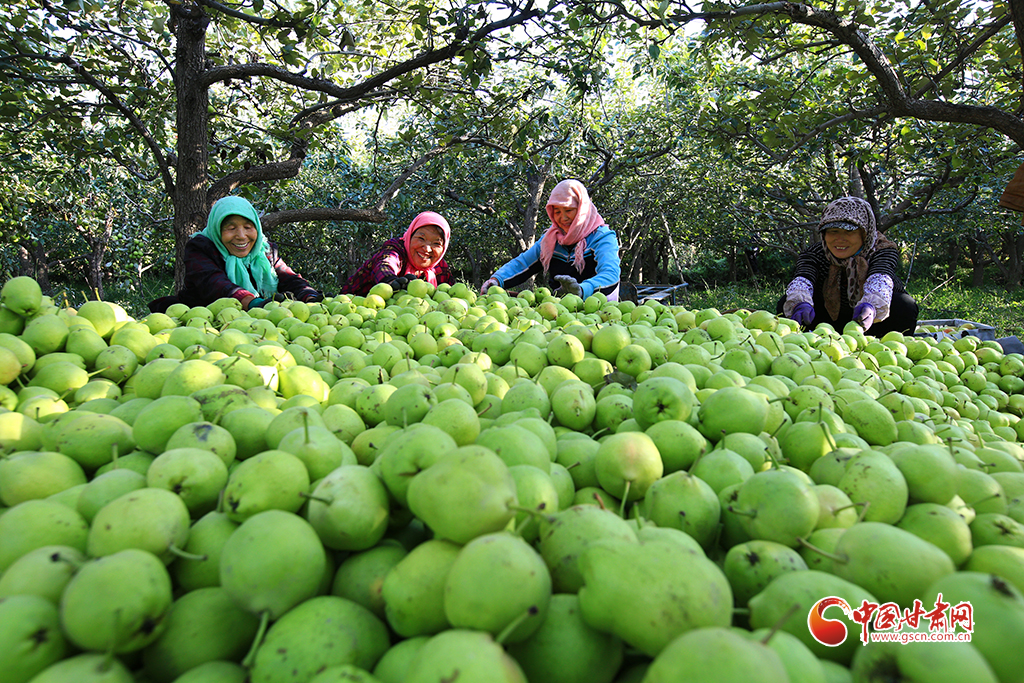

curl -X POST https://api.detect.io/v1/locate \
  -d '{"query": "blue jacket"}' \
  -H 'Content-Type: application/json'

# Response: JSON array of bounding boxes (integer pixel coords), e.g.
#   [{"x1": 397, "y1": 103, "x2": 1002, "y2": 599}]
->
[{"x1": 492, "y1": 225, "x2": 621, "y2": 299}]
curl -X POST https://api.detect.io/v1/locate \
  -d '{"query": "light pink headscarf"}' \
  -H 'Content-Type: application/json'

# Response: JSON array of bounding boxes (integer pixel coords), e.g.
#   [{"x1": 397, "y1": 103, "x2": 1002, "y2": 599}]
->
[
  {"x1": 539, "y1": 179, "x2": 605, "y2": 273},
  {"x1": 402, "y1": 211, "x2": 451, "y2": 285}
]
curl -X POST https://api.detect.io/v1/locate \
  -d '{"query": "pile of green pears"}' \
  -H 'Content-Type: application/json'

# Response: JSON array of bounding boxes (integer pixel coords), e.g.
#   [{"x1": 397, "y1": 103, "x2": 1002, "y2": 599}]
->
[{"x1": 1, "y1": 272, "x2": 1024, "y2": 683}]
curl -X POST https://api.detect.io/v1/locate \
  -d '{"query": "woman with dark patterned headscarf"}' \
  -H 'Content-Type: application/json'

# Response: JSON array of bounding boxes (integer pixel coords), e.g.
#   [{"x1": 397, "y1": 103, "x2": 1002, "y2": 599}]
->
[{"x1": 778, "y1": 196, "x2": 918, "y2": 334}]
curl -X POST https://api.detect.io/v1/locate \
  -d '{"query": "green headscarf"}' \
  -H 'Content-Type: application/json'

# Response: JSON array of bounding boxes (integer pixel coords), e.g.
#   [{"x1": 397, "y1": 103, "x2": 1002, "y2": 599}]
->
[{"x1": 201, "y1": 196, "x2": 278, "y2": 298}]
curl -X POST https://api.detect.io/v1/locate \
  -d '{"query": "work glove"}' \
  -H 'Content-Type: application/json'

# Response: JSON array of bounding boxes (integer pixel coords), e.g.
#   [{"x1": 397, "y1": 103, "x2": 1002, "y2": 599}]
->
[
  {"x1": 249, "y1": 293, "x2": 287, "y2": 309},
  {"x1": 553, "y1": 274, "x2": 583, "y2": 297},
  {"x1": 853, "y1": 302, "x2": 876, "y2": 331},
  {"x1": 304, "y1": 291, "x2": 325, "y2": 303},
  {"x1": 481, "y1": 277, "x2": 499, "y2": 294},
  {"x1": 789, "y1": 301, "x2": 815, "y2": 327}
]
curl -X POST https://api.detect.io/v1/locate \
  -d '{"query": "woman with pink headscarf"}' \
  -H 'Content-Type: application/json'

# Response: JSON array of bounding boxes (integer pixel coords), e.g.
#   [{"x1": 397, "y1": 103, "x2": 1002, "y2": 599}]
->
[
  {"x1": 481, "y1": 179, "x2": 621, "y2": 300},
  {"x1": 339, "y1": 211, "x2": 453, "y2": 296}
]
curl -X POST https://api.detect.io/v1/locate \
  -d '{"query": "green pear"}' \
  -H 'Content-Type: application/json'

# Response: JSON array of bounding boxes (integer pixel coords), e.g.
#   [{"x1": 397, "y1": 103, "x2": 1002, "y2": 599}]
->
[
  {"x1": 381, "y1": 538, "x2": 460, "y2": 637},
  {"x1": 278, "y1": 424, "x2": 357, "y2": 480},
  {"x1": 690, "y1": 448, "x2": 756, "y2": 493},
  {"x1": 958, "y1": 466, "x2": 1008, "y2": 514},
  {"x1": 963, "y1": 545, "x2": 1024, "y2": 594},
  {"x1": 171, "y1": 510, "x2": 239, "y2": 592},
  {"x1": 577, "y1": 536, "x2": 733, "y2": 657},
  {"x1": 377, "y1": 423, "x2": 458, "y2": 507},
  {"x1": 0, "y1": 499, "x2": 89, "y2": 572},
  {"x1": 838, "y1": 450, "x2": 908, "y2": 524},
  {"x1": 305, "y1": 464, "x2": 389, "y2": 551},
  {"x1": 331, "y1": 541, "x2": 408, "y2": 620},
  {"x1": 501, "y1": 380, "x2": 551, "y2": 415},
  {"x1": 536, "y1": 504, "x2": 637, "y2": 593},
  {"x1": 632, "y1": 376, "x2": 695, "y2": 430},
  {"x1": 0, "y1": 545, "x2": 85, "y2": 604},
  {"x1": 508, "y1": 464, "x2": 560, "y2": 542},
  {"x1": 132, "y1": 395, "x2": 205, "y2": 455},
  {"x1": 321, "y1": 403, "x2": 367, "y2": 445},
  {"x1": 53, "y1": 412, "x2": 136, "y2": 471},
  {"x1": 108, "y1": 396, "x2": 154, "y2": 426},
  {"x1": 350, "y1": 424, "x2": 401, "y2": 466},
  {"x1": 698, "y1": 385, "x2": 769, "y2": 440},
  {"x1": 27, "y1": 360, "x2": 89, "y2": 397},
  {"x1": 223, "y1": 449, "x2": 310, "y2": 522},
  {"x1": 643, "y1": 627, "x2": 789, "y2": 683},
  {"x1": 190, "y1": 384, "x2": 256, "y2": 422},
  {"x1": 421, "y1": 396, "x2": 481, "y2": 446},
  {"x1": 24, "y1": 653, "x2": 134, "y2": 683},
  {"x1": 555, "y1": 435, "x2": 601, "y2": 488},
  {"x1": 731, "y1": 468, "x2": 820, "y2": 548},
  {"x1": 813, "y1": 484, "x2": 860, "y2": 529},
  {"x1": 87, "y1": 487, "x2": 192, "y2": 563},
  {"x1": 406, "y1": 445, "x2": 517, "y2": 544},
  {"x1": 511, "y1": 415, "x2": 558, "y2": 461},
  {"x1": 741, "y1": 627, "x2": 827, "y2": 683},
  {"x1": 0, "y1": 451, "x2": 87, "y2": 506},
  {"x1": 0, "y1": 594, "x2": 67, "y2": 683},
  {"x1": 645, "y1": 418, "x2": 708, "y2": 473},
  {"x1": 779, "y1": 420, "x2": 836, "y2": 473},
  {"x1": 382, "y1": 382, "x2": 437, "y2": 427},
  {"x1": 264, "y1": 405, "x2": 327, "y2": 448},
  {"x1": 476, "y1": 424, "x2": 551, "y2": 471},
  {"x1": 1, "y1": 276, "x2": 43, "y2": 317},
  {"x1": 850, "y1": 627, "x2": 998, "y2": 683},
  {"x1": 60, "y1": 548, "x2": 173, "y2": 653},
  {"x1": 0, "y1": 331, "x2": 36, "y2": 374},
  {"x1": 551, "y1": 382, "x2": 597, "y2": 431},
  {"x1": 638, "y1": 470, "x2": 721, "y2": 549},
  {"x1": 219, "y1": 406, "x2": 276, "y2": 460},
  {"x1": 140, "y1": 587, "x2": 259, "y2": 683},
  {"x1": 723, "y1": 539, "x2": 809, "y2": 607},
  {"x1": 444, "y1": 532, "x2": 551, "y2": 643},
  {"x1": 109, "y1": 323, "x2": 159, "y2": 362},
  {"x1": 971, "y1": 512, "x2": 1024, "y2": 549},
  {"x1": 594, "y1": 431, "x2": 663, "y2": 504},
  {"x1": 830, "y1": 521, "x2": 956, "y2": 607},
  {"x1": 807, "y1": 447, "x2": 860, "y2": 487},
  {"x1": 748, "y1": 570, "x2": 878, "y2": 664},
  {"x1": 93, "y1": 344, "x2": 139, "y2": 383},
  {"x1": 160, "y1": 359, "x2": 226, "y2": 397},
  {"x1": 0, "y1": 412, "x2": 43, "y2": 454},
  {"x1": 921, "y1": 572, "x2": 1024, "y2": 683},
  {"x1": 131, "y1": 358, "x2": 182, "y2": 399},
  {"x1": 93, "y1": 450, "x2": 156, "y2": 478},
  {"x1": 64, "y1": 327, "x2": 108, "y2": 367},
  {"x1": 147, "y1": 447, "x2": 230, "y2": 517},
  {"x1": 403, "y1": 629, "x2": 526, "y2": 683},
  {"x1": 897, "y1": 502, "x2": 974, "y2": 567},
  {"x1": 887, "y1": 443, "x2": 960, "y2": 504},
  {"x1": 165, "y1": 421, "x2": 237, "y2": 466},
  {"x1": 219, "y1": 510, "x2": 327, "y2": 620},
  {"x1": 505, "y1": 592, "x2": 623, "y2": 683},
  {"x1": 75, "y1": 468, "x2": 148, "y2": 523}
]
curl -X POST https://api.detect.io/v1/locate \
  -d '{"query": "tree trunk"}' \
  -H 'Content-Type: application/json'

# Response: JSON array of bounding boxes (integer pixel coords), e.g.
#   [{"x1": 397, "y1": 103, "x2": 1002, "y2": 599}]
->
[
  {"x1": 945, "y1": 240, "x2": 960, "y2": 281},
  {"x1": 172, "y1": 6, "x2": 211, "y2": 292}
]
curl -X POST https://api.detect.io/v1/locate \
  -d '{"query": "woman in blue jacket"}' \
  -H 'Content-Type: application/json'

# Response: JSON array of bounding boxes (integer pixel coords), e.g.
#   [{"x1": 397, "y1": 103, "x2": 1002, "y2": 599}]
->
[{"x1": 482, "y1": 179, "x2": 621, "y2": 301}]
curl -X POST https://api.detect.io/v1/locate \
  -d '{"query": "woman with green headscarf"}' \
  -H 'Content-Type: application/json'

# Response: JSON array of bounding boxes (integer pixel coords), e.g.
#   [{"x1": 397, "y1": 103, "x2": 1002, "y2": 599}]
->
[{"x1": 149, "y1": 196, "x2": 322, "y2": 312}]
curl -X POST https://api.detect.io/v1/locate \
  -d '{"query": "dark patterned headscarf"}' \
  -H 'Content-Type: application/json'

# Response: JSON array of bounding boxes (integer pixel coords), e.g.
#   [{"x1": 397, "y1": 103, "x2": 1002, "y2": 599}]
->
[{"x1": 818, "y1": 197, "x2": 895, "y2": 320}]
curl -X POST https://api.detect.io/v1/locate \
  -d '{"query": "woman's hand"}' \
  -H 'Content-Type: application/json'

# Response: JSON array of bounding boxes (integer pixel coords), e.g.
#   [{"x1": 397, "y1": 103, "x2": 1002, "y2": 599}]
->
[
  {"x1": 853, "y1": 302, "x2": 876, "y2": 330},
  {"x1": 553, "y1": 274, "x2": 583, "y2": 297},
  {"x1": 789, "y1": 302, "x2": 815, "y2": 327},
  {"x1": 480, "y1": 277, "x2": 499, "y2": 294}
]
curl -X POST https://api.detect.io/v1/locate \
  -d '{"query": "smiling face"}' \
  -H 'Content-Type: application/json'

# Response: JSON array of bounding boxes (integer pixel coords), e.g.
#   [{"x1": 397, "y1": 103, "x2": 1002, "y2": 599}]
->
[
  {"x1": 822, "y1": 227, "x2": 864, "y2": 260},
  {"x1": 409, "y1": 225, "x2": 445, "y2": 270},
  {"x1": 220, "y1": 214, "x2": 259, "y2": 258},
  {"x1": 551, "y1": 205, "x2": 578, "y2": 232}
]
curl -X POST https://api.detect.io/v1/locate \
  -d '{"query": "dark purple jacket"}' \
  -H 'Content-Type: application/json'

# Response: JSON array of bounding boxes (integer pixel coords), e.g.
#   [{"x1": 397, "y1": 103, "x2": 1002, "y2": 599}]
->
[
  {"x1": 176, "y1": 234, "x2": 320, "y2": 307},
  {"x1": 339, "y1": 237, "x2": 453, "y2": 296}
]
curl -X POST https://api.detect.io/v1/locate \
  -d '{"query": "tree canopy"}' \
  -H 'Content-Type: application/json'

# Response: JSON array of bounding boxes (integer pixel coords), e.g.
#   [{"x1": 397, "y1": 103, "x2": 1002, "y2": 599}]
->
[{"x1": 0, "y1": 0, "x2": 1022, "y2": 297}]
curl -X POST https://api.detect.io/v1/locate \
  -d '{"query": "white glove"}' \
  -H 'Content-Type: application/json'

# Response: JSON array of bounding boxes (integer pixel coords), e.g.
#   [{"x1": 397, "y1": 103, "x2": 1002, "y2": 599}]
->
[
  {"x1": 553, "y1": 274, "x2": 583, "y2": 297},
  {"x1": 481, "y1": 277, "x2": 499, "y2": 294}
]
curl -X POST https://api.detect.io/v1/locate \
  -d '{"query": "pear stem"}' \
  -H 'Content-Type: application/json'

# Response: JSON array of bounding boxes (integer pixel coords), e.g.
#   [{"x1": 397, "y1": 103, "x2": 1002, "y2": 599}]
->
[
  {"x1": 796, "y1": 536, "x2": 848, "y2": 564},
  {"x1": 495, "y1": 606, "x2": 539, "y2": 646},
  {"x1": 761, "y1": 603, "x2": 801, "y2": 645},
  {"x1": 168, "y1": 544, "x2": 209, "y2": 562},
  {"x1": 618, "y1": 481, "x2": 631, "y2": 518},
  {"x1": 242, "y1": 611, "x2": 271, "y2": 669},
  {"x1": 299, "y1": 491, "x2": 333, "y2": 505}
]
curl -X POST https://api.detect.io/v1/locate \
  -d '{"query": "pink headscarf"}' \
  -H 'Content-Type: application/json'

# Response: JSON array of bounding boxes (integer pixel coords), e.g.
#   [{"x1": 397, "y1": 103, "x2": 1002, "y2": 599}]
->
[
  {"x1": 402, "y1": 211, "x2": 451, "y2": 285},
  {"x1": 540, "y1": 180, "x2": 605, "y2": 273}
]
